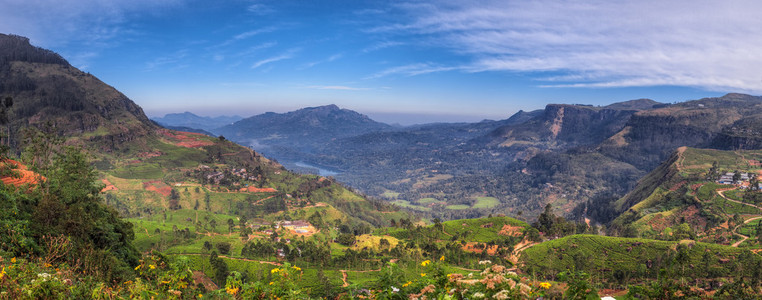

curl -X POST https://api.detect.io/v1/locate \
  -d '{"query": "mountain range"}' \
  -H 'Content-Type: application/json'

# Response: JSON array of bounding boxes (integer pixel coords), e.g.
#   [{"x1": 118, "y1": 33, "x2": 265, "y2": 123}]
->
[
  {"x1": 158, "y1": 92, "x2": 762, "y2": 222},
  {"x1": 0, "y1": 33, "x2": 401, "y2": 228}
]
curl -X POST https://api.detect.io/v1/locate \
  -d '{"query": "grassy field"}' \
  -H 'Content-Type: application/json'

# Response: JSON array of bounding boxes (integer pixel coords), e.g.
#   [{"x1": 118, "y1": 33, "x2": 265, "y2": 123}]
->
[{"x1": 473, "y1": 197, "x2": 499, "y2": 209}]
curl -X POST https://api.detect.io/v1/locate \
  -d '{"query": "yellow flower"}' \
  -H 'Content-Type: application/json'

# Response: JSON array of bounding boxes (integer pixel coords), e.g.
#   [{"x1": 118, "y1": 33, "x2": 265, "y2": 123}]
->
[
  {"x1": 269, "y1": 281, "x2": 274, "y2": 285},
  {"x1": 402, "y1": 281, "x2": 412, "y2": 287},
  {"x1": 162, "y1": 280, "x2": 171, "y2": 284},
  {"x1": 539, "y1": 282, "x2": 551, "y2": 289},
  {"x1": 292, "y1": 266, "x2": 301, "y2": 271},
  {"x1": 178, "y1": 282, "x2": 188, "y2": 289},
  {"x1": 198, "y1": 294, "x2": 203, "y2": 298},
  {"x1": 226, "y1": 287, "x2": 239, "y2": 295},
  {"x1": 1, "y1": 266, "x2": 5, "y2": 279},
  {"x1": 134, "y1": 265, "x2": 142, "y2": 271},
  {"x1": 149, "y1": 264, "x2": 156, "y2": 270},
  {"x1": 420, "y1": 260, "x2": 431, "y2": 267},
  {"x1": 420, "y1": 273, "x2": 426, "y2": 277},
  {"x1": 271, "y1": 268, "x2": 280, "y2": 273},
  {"x1": 439, "y1": 255, "x2": 445, "y2": 261},
  {"x1": 11, "y1": 257, "x2": 16, "y2": 263},
  {"x1": 44, "y1": 263, "x2": 52, "y2": 268}
]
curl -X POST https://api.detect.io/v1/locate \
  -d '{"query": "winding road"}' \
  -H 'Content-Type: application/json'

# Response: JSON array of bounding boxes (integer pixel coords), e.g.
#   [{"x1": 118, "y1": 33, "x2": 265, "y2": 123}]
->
[{"x1": 716, "y1": 188, "x2": 762, "y2": 247}]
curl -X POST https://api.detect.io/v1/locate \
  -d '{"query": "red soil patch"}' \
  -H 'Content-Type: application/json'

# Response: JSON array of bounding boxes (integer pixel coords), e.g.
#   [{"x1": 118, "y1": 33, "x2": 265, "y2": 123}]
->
[
  {"x1": 143, "y1": 180, "x2": 172, "y2": 197},
  {"x1": 670, "y1": 180, "x2": 687, "y2": 191},
  {"x1": 1, "y1": 160, "x2": 44, "y2": 187},
  {"x1": 239, "y1": 186, "x2": 277, "y2": 193},
  {"x1": 138, "y1": 151, "x2": 162, "y2": 158},
  {"x1": 462, "y1": 243, "x2": 499, "y2": 255},
  {"x1": 101, "y1": 179, "x2": 118, "y2": 192},
  {"x1": 157, "y1": 129, "x2": 214, "y2": 148},
  {"x1": 748, "y1": 160, "x2": 761, "y2": 167},
  {"x1": 690, "y1": 183, "x2": 704, "y2": 191},
  {"x1": 497, "y1": 225, "x2": 524, "y2": 237}
]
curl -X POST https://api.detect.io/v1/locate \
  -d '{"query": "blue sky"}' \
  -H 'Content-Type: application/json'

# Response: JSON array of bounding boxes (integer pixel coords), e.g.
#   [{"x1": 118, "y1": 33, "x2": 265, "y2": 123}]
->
[{"x1": 3, "y1": 0, "x2": 761, "y2": 124}]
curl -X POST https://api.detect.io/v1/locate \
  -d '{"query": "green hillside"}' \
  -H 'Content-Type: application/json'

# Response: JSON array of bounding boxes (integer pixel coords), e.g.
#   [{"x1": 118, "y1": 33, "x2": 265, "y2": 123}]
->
[
  {"x1": 522, "y1": 234, "x2": 762, "y2": 290},
  {"x1": 607, "y1": 147, "x2": 762, "y2": 247}
]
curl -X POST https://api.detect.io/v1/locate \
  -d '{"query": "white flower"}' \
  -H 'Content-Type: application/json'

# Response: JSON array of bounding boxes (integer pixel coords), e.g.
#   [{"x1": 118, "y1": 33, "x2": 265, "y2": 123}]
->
[
  {"x1": 472, "y1": 292, "x2": 485, "y2": 298},
  {"x1": 391, "y1": 286, "x2": 399, "y2": 293}
]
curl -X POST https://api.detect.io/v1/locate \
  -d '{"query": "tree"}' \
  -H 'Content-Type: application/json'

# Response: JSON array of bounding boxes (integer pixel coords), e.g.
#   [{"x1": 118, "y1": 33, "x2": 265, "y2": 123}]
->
[
  {"x1": 169, "y1": 189, "x2": 181, "y2": 210},
  {"x1": 215, "y1": 242, "x2": 231, "y2": 255},
  {"x1": 227, "y1": 218, "x2": 235, "y2": 233}
]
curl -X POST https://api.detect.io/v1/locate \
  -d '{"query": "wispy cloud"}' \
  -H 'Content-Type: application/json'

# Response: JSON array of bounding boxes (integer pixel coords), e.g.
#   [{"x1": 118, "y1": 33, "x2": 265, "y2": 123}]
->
[
  {"x1": 301, "y1": 53, "x2": 343, "y2": 69},
  {"x1": 145, "y1": 49, "x2": 190, "y2": 70},
  {"x1": 251, "y1": 48, "x2": 300, "y2": 69},
  {"x1": 384, "y1": 0, "x2": 762, "y2": 93},
  {"x1": 362, "y1": 41, "x2": 404, "y2": 53},
  {"x1": 233, "y1": 27, "x2": 276, "y2": 40},
  {"x1": 305, "y1": 85, "x2": 368, "y2": 91},
  {"x1": 366, "y1": 63, "x2": 458, "y2": 79},
  {"x1": 247, "y1": 3, "x2": 275, "y2": 15},
  {"x1": 0, "y1": 0, "x2": 185, "y2": 65}
]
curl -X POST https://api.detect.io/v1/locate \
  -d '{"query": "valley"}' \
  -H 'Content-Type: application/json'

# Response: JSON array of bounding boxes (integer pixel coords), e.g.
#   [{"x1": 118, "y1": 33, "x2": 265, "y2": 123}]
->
[{"x1": 1, "y1": 33, "x2": 762, "y2": 298}]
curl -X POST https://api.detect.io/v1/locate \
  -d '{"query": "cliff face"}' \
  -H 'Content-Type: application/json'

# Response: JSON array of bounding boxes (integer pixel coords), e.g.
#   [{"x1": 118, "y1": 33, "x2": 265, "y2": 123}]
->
[
  {"x1": 490, "y1": 103, "x2": 642, "y2": 153},
  {"x1": 600, "y1": 94, "x2": 762, "y2": 170},
  {"x1": 0, "y1": 34, "x2": 156, "y2": 152}
]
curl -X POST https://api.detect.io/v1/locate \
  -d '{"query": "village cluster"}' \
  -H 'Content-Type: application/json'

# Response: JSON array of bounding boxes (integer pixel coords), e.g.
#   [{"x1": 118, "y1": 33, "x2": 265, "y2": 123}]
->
[{"x1": 716, "y1": 171, "x2": 759, "y2": 189}]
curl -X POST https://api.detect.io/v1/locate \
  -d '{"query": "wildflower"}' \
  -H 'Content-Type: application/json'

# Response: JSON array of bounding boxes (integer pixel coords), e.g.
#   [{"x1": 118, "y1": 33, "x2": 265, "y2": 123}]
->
[
  {"x1": 472, "y1": 292, "x2": 485, "y2": 298},
  {"x1": 10, "y1": 258, "x2": 15, "y2": 263},
  {"x1": 269, "y1": 282, "x2": 274, "y2": 285},
  {"x1": 226, "y1": 287, "x2": 239, "y2": 295},
  {"x1": 420, "y1": 260, "x2": 431, "y2": 267},
  {"x1": 198, "y1": 294, "x2": 203, "y2": 298},
  {"x1": 402, "y1": 281, "x2": 412, "y2": 287},
  {"x1": 271, "y1": 268, "x2": 280, "y2": 274},
  {"x1": 149, "y1": 264, "x2": 156, "y2": 270},
  {"x1": 44, "y1": 263, "x2": 52, "y2": 268},
  {"x1": 391, "y1": 286, "x2": 399, "y2": 293},
  {"x1": 478, "y1": 260, "x2": 491, "y2": 265},
  {"x1": 539, "y1": 282, "x2": 551, "y2": 289},
  {"x1": 420, "y1": 273, "x2": 426, "y2": 277},
  {"x1": 134, "y1": 265, "x2": 142, "y2": 271},
  {"x1": 178, "y1": 282, "x2": 188, "y2": 289},
  {"x1": 0, "y1": 266, "x2": 5, "y2": 279},
  {"x1": 439, "y1": 255, "x2": 445, "y2": 261},
  {"x1": 292, "y1": 266, "x2": 301, "y2": 271}
]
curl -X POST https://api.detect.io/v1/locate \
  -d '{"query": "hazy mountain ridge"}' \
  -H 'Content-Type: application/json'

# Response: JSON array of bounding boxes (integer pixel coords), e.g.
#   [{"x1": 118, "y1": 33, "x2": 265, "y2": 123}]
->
[{"x1": 151, "y1": 111, "x2": 242, "y2": 133}]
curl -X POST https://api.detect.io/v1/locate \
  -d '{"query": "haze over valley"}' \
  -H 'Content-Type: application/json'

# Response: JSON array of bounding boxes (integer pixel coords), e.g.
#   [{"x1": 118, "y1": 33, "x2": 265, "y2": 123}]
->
[{"x1": 3, "y1": 1, "x2": 762, "y2": 298}]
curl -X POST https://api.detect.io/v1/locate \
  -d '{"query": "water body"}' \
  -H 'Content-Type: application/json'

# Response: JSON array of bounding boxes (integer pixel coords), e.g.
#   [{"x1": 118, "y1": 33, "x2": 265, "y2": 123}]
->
[{"x1": 293, "y1": 161, "x2": 340, "y2": 176}]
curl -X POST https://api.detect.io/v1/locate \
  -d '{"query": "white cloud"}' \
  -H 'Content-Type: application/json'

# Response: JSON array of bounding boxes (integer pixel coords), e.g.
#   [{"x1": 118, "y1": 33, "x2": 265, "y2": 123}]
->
[
  {"x1": 301, "y1": 53, "x2": 343, "y2": 69},
  {"x1": 251, "y1": 48, "x2": 299, "y2": 69},
  {"x1": 385, "y1": 0, "x2": 762, "y2": 93},
  {"x1": 233, "y1": 27, "x2": 276, "y2": 40},
  {"x1": 366, "y1": 63, "x2": 458, "y2": 79},
  {"x1": 0, "y1": 0, "x2": 183, "y2": 48}
]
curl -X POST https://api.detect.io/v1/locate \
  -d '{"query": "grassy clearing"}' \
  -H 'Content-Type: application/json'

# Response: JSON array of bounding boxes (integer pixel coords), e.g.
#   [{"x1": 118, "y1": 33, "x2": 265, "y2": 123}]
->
[
  {"x1": 473, "y1": 197, "x2": 499, "y2": 209},
  {"x1": 391, "y1": 200, "x2": 431, "y2": 211},
  {"x1": 445, "y1": 205, "x2": 469, "y2": 210}
]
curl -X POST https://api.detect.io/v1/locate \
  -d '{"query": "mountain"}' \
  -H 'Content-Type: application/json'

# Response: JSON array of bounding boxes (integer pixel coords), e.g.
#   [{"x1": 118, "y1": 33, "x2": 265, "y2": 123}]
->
[
  {"x1": 215, "y1": 104, "x2": 392, "y2": 150},
  {"x1": 151, "y1": 112, "x2": 242, "y2": 133},
  {"x1": 0, "y1": 34, "x2": 157, "y2": 153},
  {"x1": 0, "y1": 33, "x2": 403, "y2": 229}
]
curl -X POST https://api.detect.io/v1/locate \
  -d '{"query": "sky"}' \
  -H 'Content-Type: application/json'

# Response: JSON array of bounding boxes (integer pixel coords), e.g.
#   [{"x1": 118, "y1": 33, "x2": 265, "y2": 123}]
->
[{"x1": 2, "y1": 0, "x2": 761, "y2": 125}]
